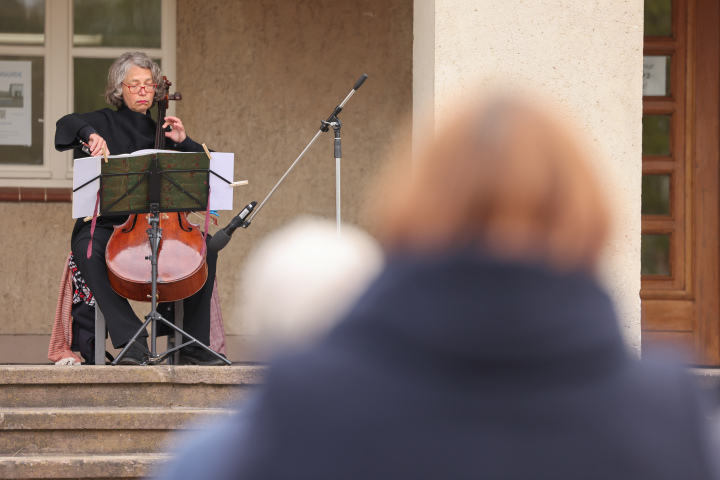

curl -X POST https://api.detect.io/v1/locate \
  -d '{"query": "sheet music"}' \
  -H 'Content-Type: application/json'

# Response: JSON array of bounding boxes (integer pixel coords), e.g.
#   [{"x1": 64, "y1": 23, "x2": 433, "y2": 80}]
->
[
  {"x1": 207, "y1": 151, "x2": 234, "y2": 211},
  {"x1": 72, "y1": 157, "x2": 102, "y2": 219},
  {"x1": 72, "y1": 150, "x2": 235, "y2": 218}
]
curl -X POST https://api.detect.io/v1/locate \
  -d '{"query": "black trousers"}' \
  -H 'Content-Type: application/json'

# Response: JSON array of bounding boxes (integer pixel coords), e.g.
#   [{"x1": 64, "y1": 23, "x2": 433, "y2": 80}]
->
[{"x1": 72, "y1": 225, "x2": 217, "y2": 349}]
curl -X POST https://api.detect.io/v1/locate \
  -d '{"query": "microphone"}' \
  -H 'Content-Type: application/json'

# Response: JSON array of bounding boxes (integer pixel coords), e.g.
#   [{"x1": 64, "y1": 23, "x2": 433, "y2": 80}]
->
[
  {"x1": 353, "y1": 73, "x2": 368, "y2": 90},
  {"x1": 209, "y1": 201, "x2": 257, "y2": 252}
]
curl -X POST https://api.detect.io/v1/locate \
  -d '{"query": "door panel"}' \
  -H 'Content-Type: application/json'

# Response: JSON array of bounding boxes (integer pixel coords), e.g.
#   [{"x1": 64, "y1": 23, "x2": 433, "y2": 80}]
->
[{"x1": 641, "y1": 0, "x2": 720, "y2": 365}]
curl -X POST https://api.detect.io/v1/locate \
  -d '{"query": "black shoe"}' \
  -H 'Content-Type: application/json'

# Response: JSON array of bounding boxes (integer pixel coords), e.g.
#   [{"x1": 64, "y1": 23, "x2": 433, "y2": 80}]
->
[
  {"x1": 179, "y1": 345, "x2": 228, "y2": 366},
  {"x1": 118, "y1": 339, "x2": 149, "y2": 365}
]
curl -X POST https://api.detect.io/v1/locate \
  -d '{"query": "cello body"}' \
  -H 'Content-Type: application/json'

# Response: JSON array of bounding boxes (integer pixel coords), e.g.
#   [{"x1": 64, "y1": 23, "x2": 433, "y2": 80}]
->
[{"x1": 106, "y1": 212, "x2": 208, "y2": 302}]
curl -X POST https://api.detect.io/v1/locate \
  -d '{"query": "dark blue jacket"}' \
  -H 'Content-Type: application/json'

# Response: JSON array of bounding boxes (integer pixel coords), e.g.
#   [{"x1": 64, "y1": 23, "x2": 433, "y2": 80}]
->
[{"x1": 164, "y1": 253, "x2": 720, "y2": 480}]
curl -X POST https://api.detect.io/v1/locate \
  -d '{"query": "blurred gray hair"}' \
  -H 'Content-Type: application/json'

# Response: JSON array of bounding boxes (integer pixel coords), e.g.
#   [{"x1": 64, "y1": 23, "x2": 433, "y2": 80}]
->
[
  {"x1": 239, "y1": 217, "x2": 384, "y2": 359},
  {"x1": 104, "y1": 52, "x2": 165, "y2": 108}
]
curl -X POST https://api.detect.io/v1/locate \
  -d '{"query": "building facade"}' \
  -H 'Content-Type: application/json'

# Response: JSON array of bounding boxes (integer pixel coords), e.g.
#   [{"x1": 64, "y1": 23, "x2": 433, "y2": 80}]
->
[{"x1": 2, "y1": 0, "x2": 716, "y2": 365}]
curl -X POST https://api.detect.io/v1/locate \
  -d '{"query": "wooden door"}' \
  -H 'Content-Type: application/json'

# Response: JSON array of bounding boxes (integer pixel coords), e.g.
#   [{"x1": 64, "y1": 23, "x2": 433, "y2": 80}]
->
[{"x1": 641, "y1": 0, "x2": 720, "y2": 365}]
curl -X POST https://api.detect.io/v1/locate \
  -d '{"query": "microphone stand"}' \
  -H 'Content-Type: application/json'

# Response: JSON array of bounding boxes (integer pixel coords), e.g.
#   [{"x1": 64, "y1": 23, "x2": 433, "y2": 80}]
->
[
  {"x1": 321, "y1": 113, "x2": 343, "y2": 237},
  {"x1": 210, "y1": 74, "x2": 368, "y2": 252}
]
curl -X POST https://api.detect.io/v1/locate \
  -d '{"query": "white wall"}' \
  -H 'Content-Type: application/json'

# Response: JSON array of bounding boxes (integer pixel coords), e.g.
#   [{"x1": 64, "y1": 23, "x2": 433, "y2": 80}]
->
[{"x1": 414, "y1": 0, "x2": 644, "y2": 353}]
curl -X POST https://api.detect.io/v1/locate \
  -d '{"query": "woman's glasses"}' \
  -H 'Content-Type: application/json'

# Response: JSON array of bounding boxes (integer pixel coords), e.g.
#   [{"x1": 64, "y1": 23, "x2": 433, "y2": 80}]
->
[{"x1": 123, "y1": 83, "x2": 157, "y2": 93}]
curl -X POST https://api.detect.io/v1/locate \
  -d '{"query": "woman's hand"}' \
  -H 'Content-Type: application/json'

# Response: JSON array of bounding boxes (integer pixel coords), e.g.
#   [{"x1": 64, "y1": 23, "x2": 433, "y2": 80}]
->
[
  {"x1": 87, "y1": 133, "x2": 110, "y2": 157},
  {"x1": 163, "y1": 116, "x2": 187, "y2": 144}
]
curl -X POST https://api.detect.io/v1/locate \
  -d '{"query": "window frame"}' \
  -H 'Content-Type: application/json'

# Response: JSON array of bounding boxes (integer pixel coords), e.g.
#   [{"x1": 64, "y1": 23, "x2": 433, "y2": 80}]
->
[
  {"x1": 641, "y1": 0, "x2": 691, "y2": 298},
  {"x1": 0, "y1": 0, "x2": 176, "y2": 190}
]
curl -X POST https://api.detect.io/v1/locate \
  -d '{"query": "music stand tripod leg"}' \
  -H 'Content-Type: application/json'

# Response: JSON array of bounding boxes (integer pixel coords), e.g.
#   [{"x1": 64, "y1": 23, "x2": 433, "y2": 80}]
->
[{"x1": 152, "y1": 315, "x2": 231, "y2": 365}]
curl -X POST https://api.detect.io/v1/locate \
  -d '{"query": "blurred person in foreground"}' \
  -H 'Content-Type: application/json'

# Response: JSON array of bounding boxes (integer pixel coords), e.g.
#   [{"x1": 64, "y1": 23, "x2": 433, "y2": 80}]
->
[
  {"x1": 155, "y1": 218, "x2": 384, "y2": 480},
  {"x1": 189, "y1": 94, "x2": 720, "y2": 480}
]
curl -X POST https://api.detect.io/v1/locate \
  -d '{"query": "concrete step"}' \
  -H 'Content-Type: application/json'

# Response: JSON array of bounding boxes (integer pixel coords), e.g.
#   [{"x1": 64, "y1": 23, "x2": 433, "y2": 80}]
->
[
  {"x1": 0, "y1": 408, "x2": 236, "y2": 456},
  {"x1": 0, "y1": 365, "x2": 263, "y2": 479},
  {"x1": 0, "y1": 365, "x2": 263, "y2": 408},
  {"x1": 0, "y1": 453, "x2": 170, "y2": 479}
]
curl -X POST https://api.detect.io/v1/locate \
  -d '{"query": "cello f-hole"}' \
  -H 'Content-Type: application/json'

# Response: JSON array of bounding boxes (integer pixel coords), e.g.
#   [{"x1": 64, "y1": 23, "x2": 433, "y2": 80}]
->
[
  {"x1": 178, "y1": 212, "x2": 193, "y2": 232},
  {"x1": 122, "y1": 214, "x2": 138, "y2": 233}
]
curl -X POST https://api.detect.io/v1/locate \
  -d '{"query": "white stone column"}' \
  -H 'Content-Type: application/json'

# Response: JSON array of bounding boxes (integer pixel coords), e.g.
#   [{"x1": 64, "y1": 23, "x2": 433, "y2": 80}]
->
[{"x1": 414, "y1": 0, "x2": 644, "y2": 353}]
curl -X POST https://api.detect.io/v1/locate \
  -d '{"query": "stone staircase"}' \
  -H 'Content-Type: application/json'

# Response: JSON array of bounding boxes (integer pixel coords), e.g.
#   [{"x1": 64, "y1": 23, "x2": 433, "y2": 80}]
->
[{"x1": 0, "y1": 365, "x2": 263, "y2": 479}]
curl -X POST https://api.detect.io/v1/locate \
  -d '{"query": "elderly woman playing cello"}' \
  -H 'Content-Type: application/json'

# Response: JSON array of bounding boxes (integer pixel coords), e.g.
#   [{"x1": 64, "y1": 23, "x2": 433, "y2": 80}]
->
[{"x1": 55, "y1": 51, "x2": 223, "y2": 365}]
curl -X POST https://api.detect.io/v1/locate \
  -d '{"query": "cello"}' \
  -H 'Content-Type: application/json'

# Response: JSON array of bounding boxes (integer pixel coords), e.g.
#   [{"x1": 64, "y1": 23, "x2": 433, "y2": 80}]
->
[{"x1": 104, "y1": 77, "x2": 209, "y2": 303}]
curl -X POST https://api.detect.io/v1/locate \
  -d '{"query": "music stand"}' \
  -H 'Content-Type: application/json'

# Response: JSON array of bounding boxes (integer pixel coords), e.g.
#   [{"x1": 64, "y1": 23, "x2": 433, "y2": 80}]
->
[{"x1": 75, "y1": 151, "x2": 232, "y2": 366}]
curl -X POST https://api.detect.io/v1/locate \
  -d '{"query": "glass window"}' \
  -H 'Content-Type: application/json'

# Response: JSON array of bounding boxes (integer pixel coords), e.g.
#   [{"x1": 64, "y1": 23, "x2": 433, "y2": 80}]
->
[
  {"x1": 645, "y1": 0, "x2": 672, "y2": 37},
  {"x1": 642, "y1": 115, "x2": 671, "y2": 156},
  {"x1": 74, "y1": 58, "x2": 117, "y2": 114},
  {"x1": 0, "y1": 0, "x2": 45, "y2": 45},
  {"x1": 73, "y1": 0, "x2": 161, "y2": 48},
  {"x1": 0, "y1": 56, "x2": 44, "y2": 165},
  {"x1": 641, "y1": 233, "x2": 671, "y2": 276},
  {"x1": 643, "y1": 55, "x2": 671, "y2": 96},
  {"x1": 642, "y1": 174, "x2": 671, "y2": 215},
  {"x1": 0, "y1": 1, "x2": 174, "y2": 188}
]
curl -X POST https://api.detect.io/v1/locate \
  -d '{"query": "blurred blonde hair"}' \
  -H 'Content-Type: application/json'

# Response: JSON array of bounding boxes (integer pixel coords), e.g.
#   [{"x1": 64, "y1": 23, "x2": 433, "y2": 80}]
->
[{"x1": 378, "y1": 96, "x2": 609, "y2": 273}]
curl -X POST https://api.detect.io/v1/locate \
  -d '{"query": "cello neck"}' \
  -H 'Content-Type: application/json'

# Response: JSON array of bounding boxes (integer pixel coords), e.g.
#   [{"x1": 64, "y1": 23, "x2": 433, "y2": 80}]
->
[
  {"x1": 154, "y1": 78, "x2": 168, "y2": 150},
  {"x1": 155, "y1": 76, "x2": 181, "y2": 150}
]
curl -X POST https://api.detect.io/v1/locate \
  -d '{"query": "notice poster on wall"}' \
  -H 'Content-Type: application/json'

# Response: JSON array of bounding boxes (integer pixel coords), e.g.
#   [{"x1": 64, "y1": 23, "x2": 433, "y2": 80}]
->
[{"x1": 0, "y1": 61, "x2": 32, "y2": 146}]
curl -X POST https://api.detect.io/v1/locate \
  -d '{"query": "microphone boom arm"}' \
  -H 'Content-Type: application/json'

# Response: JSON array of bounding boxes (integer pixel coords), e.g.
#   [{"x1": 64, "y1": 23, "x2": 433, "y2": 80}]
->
[
  {"x1": 244, "y1": 73, "x2": 368, "y2": 228},
  {"x1": 210, "y1": 74, "x2": 368, "y2": 252}
]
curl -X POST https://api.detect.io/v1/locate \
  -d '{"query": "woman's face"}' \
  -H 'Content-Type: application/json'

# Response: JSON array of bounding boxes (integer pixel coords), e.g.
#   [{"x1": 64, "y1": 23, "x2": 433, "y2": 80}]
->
[{"x1": 122, "y1": 65, "x2": 155, "y2": 114}]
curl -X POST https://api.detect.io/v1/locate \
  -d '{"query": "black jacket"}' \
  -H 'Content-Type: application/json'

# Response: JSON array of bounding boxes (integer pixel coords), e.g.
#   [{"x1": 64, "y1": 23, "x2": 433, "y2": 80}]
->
[
  {"x1": 55, "y1": 105, "x2": 205, "y2": 244},
  {"x1": 223, "y1": 253, "x2": 720, "y2": 480}
]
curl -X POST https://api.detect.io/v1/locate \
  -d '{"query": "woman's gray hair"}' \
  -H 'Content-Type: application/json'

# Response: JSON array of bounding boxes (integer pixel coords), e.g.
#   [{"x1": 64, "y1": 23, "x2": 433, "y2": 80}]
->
[{"x1": 104, "y1": 52, "x2": 165, "y2": 108}]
